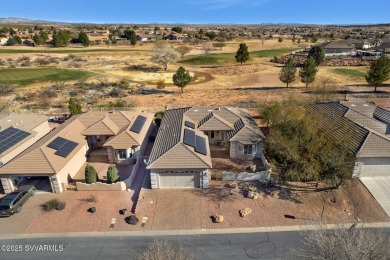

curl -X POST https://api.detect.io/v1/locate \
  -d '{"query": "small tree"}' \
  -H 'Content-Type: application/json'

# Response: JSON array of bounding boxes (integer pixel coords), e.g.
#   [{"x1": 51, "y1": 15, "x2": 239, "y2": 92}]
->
[
  {"x1": 278, "y1": 37, "x2": 283, "y2": 43},
  {"x1": 279, "y1": 58, "x2": 297, "y2": 87},
  {"x1": 107, "y1": 165, "x2": 120, "y2": 184},
  {"x1": 299, "y1": 56, "x2": 319, "y2": 88},
  {"x1": 68, "y1": 98, "x2": 82, "y2": 116},
  {"x1": 290, "y1": 224, "x2": 390, "y2": 259},
  {"x1": 138, "y1": 240, "x2": 193, "y2": 260},
  {"x1": 213, "y1": 42, "x2": 226, "y2": 50},
  {"x1": 366, "y1": 56, "x2": 390, "y2": 92},
  {"x1": 201, "y1": 41, "x2": 214, "y2": 60},
  {"x1": 235, "y1": 43, "x2": 250, "y2": 65},
  {"x1": 176, "y1": 45, "x2": 191, "y2": 59},
  {"x1": 308, "y1": 45, "x2": 325, "y2": 65},
  {"x1": 85, "y1": 164, "x2": 98, "y2": 184},
  {"x1": 173, "y1": 66, "x2": 191, "y2": 92},
  {"x1": 33, "y1": 34, "x2": 43, "y2": 46},
  {"x1": 149, "y1": 41, "x2": 178, "y2": 71},
  {"x1": 292, "y1": 35, "x2": 296, "y2": 42},
  {"x1": 124, "y1": 30, "x2": 137, "y2": 47},
  {"x1": 78, "y1": 31, "x2": 91, "y2": 47}
]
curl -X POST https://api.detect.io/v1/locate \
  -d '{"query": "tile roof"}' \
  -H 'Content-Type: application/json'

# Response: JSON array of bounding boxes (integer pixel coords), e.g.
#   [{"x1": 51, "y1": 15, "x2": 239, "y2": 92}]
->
[
  {"x1": 198, "y1": 112, "x2": 235, "y2": 131},
  {"x1": 185, "y1": 106, "x2": 241, "y2": 124},
  {"x1": 147, "y1": 108, "x2": 212, "y2": 170},
  {"x1": 358, "y1": 133, "x2": 390, "y2": 157},
  {"x1": 0, "y1": 114, "x2": 48, "y2": 133},
  {"x1": 345, "y1": 110, "x2": 389, "y2": 135},
  {"x1": 307, "y1": 102, "x2": 369, "y2": 154},
  {"x1": 82, "y1": 116, "x2": 119, "y2": 136}
]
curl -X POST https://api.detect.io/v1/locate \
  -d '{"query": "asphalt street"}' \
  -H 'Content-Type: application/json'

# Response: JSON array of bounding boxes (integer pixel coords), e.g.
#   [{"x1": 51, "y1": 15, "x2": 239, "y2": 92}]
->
[{"x1": 0, "y1": 231, "x2": 303, "y2": 260}]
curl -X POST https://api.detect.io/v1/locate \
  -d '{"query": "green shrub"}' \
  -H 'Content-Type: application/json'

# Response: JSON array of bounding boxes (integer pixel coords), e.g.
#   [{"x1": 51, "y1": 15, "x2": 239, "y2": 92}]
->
[
  {"x1": 154, "y1": 111, "x2": 165, "y2": 126},
  {"x1": 107, "y1": 164, "x2": 120, "y2": 184},
  {"x1": 85, "y1": 164, "x2": 98, "y2": 184},
  {"x1": 41, "y1": 199, "x2": 60, "y2": 212}
]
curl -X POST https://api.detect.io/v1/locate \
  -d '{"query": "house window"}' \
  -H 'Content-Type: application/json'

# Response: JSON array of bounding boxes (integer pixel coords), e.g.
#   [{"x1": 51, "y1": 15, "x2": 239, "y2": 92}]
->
[
  {"x1": 243, "y1": 144, "x2": 253, "y2": 155},
  {"x1": 116, "y1": 150, "x2": 127, "y2": 159},
  {"x1": 211, "y1": 131, "x2": 215, "y2": 138}
]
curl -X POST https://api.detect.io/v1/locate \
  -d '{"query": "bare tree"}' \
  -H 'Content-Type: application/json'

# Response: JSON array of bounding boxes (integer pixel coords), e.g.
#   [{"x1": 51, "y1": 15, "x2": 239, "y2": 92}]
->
[
  {"x1": 176, "y1": 45, "x2": 191, "y2": 59},
  {"x1": 289, "y1": 224, "x2": 390, "y2": 260},
  {"x1": 201, "y1": 41, "x2": 214, "y2": 60},
  {"x1": 150, "y1": 41, "x2": 178, "y2": 71},
  {"x1": 138, "y1": 239, "x2": 193, "y2": 260}
]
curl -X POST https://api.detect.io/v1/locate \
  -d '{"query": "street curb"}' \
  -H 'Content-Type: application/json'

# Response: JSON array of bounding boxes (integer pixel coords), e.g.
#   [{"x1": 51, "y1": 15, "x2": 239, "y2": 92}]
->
[{"x1": 1, "y1": 222, "x2": 390, "y2": 240}]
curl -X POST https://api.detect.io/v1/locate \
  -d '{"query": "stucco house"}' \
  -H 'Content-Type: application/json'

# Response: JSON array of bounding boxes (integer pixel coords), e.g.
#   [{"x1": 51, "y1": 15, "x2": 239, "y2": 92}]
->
[
  {"x1": 147, "y1": 106, "x2": 265, "y2": 189},
  {"x1": 308, "y1": 101, "x2": 390, "y2": 177},
  {"x1": 0, "y1": 114, "x2": 51, "y2": 193},
  {"x1": 321, "y1": 41, "x2": 356, "y2": 56},
  {"x1": 0, "y1": 110, "x2": 154, "y2": 194}
]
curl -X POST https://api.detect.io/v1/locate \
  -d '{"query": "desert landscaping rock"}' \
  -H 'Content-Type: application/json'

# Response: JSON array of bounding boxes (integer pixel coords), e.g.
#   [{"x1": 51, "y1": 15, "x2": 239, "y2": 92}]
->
[
  {"x1": 239, "y1": 208, "x2": 252, "y2": 218},
  {"x1": 125, "y1": 215, "x2": 139, "y2": 225},
  {"x1": 246, "y1": 165, "x2": 256, "y2": 172},
  {"x1": 247, "y1": 191, "x2": 259, "y2": 200},
  {"x1": 212, "y1": 215, "x2": 224, "y2": 223},
  {"x1": 119, "y1": 209, "x2": 127, "y2": 215}
]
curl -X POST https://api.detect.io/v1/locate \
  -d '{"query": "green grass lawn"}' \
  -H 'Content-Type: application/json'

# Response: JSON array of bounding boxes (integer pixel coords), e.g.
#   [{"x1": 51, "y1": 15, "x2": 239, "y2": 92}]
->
[
  {"x1": 332, "y1": 68, "x2": 366, "y2": 78},
  {"x1": 0, "y1": 68, "x2": 95, "y2": 85},
  {"x1": 0, "y1": 48, "x2": 143, "y2": 54},
  {"x1": 180, "y1": 48, "x2": 298, "y2": 65}
]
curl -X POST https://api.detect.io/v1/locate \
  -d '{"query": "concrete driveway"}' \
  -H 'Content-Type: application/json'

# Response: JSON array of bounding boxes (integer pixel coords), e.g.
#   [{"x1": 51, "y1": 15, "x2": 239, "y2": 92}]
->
[{"x1": 360, "y1": 177, "x2": 390, "y2": 216}]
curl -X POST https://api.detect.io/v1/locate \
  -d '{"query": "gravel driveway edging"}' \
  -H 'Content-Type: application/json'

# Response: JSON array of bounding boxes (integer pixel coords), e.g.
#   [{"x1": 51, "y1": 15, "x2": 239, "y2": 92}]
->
[{"x1": 1, "y1": 222, "x2": 390, "y2": 240}]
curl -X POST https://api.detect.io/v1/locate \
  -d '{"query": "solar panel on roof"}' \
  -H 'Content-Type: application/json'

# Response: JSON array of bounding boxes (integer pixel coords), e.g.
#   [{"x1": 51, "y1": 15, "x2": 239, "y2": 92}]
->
[
  {"x1": 195, "y1": 135, "x2": 207, "y2": 155},
  {"x1": 183, "y1": 129, "x2": 196, "y2": 147},
  {"x1": 47, "y1": 137, "x2": 79, "y2": 158},
  {"x1": 185, "y1": 121, "x2": 195, "y2": 129},
  {"x1": 0, "y1": 127, "x2": 31, "y2": 154},
  {"x1": 47, "y1": 137, "x2": 68, "y2": 150},
  {"x1": 130, "y1": 115, "x2": 147, "y2": 134}
]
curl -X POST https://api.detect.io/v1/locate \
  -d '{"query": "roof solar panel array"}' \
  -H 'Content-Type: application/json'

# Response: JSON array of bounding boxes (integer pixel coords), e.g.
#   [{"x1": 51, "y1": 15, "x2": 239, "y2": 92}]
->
[
  {"x1": 195, "y1": 135, "x2": 207, "y2": 155},
  {"x1": 183, "y1": 129, "x2": 196, "y2": 147},
  {"x1": 130, "y1": 115, "x2": 147, "y2": 134},
  {"x1": 47, "y1": 137, "x2": 79, "y2": 158},
  {"x1": 0, "y1": 127, "x2": 31, "y2": 154},
  {"x1": 185, "y1": 120, "x2": 195, "y2": 129},
  {"x1": 374, "y1": 107, "x2": 390, "y2": 125}
]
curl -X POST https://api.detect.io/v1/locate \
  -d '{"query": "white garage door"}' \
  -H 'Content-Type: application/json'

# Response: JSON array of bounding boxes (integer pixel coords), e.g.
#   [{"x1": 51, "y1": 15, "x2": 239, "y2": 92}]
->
[
  {"x1": 159, "y1": 172, "x2": 200, "y2": 189},
  {"x1": 359, "y1": 158, "x2": 390, "y2": 177}
]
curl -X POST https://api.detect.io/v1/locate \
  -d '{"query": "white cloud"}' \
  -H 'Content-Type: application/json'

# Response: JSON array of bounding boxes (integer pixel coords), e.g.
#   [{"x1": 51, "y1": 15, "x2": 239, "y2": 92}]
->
[{"x1": 189, "y1": 0, "x2": 272, "y2": 10}]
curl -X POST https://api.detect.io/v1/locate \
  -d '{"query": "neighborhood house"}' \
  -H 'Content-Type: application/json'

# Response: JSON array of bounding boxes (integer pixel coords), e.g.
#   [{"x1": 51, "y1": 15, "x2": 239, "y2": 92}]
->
[{"x1": 147, "y1": 106, "x2": 265, "y2": 189}]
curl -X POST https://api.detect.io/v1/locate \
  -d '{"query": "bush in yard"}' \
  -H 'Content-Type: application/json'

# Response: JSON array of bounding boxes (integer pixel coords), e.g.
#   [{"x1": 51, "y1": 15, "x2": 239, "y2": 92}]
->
[
  {"x1": 154, "y1": 111, "x2": 165, "y2": 126},
  {"x1": 107, "y1": 164, "x2": 120, "y2": 184},
  {"x1": 41, "y1": 199, "x2": 60, "y2": 212},
  {"x1": 85, "y1": 164, "x2": 98, "y2": 184},
  {"x1": 138, "y1": 239, "x2": 193, "y2": 260},
  {"x1": 125, "y1": 215, "x2": 139, "y2": 225}
]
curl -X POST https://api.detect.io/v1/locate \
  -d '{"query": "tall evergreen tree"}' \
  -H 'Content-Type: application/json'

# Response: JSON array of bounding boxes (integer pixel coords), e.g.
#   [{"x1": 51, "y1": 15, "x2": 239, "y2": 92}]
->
[
  {"x1": 235, "y1": 43, "x2": 250, "y2": 65},
  {"x1": 78, "y1": 31, "x2": 91, "y2": 47},
  {"x1": 107, "y1": 165, "x2": 120, "y2": 184},
  {"x1": 299, "y1": 57, "x2": 319, "y2": 88},
  {"x1": 68, "y1": 98, "x2": 82, "y2": 116},
  {"x1": 85, "y1": 164, "x2": 98, "y2": 184},
  {"x1": 366, "y1": 56, "x2": 390, "y2": 92},
  {"x1": 308, "y1": 45, "x2": 325, "y2": 65},
  {"x1": 33, "y1": 34, "x2": 43, "y2": 46},
  {"x1": 279, "y1": 58, "x2": 297, "y2": 88},
  {"x1": 124, "y1": 30, "x2": 137, "y2": 47},
  {"x1": 173, "y1": 66, "x2": 192, "y2": 92}
]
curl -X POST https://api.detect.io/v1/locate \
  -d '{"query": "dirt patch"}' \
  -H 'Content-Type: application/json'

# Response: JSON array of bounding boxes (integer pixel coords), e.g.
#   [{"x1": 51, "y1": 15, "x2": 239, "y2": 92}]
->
[{"x1": 200, "y1": 179, "x2": 390, "y2": 229}]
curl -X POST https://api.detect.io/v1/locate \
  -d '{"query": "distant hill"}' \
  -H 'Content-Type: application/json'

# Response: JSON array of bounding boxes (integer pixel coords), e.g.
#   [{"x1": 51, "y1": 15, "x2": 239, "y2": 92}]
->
[{"x1": 0, "y1": 17, "x2": 63, "y2": 24}]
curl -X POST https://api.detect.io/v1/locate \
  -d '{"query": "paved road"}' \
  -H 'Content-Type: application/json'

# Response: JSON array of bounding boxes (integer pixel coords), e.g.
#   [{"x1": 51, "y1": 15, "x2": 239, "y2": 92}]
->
[{"x1": 0, "y1": 231, "x2": 303, "y2": 260}]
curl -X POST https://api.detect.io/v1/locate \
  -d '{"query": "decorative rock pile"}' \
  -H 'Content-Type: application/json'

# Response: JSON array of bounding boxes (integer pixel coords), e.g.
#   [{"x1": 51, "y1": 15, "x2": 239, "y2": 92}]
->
[
  {"x1": 239, "y1": 208, "x2": 252, "y2": 218},
  {"x1": 212, "y1": 215, "x2": 224, "y2": 223}
]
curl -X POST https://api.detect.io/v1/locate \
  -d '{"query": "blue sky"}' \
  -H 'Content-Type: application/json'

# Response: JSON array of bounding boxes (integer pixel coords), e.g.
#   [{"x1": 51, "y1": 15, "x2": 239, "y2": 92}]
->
[{"x1": 1, "y1": 0, "x2": 389, "y2": 25}]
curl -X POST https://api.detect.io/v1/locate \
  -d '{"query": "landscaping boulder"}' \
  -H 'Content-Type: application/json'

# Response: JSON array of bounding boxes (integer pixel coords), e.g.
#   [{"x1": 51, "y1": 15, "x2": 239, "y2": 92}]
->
[
  {"x1": 244, "y1": 184, "x2": 257, "y2": 192},
  {"x1": 246, "y1": 165, "x2": 256, "y2": 172},
  {"x1": 224, "y1": 182, "x2": 238, "y2": 189},
  {"x1": 88, "y1": 207, "x2": 96, "y2": 213},
  {"x1": 239, "y1": 208, "x2": 252, "y2": 218},
  {"x1": 56, "y1": 202, "x2": 66, "y2": 211},
  {"x1": 125, "y1": 215, "x2": 139, "y2": 225},
  {"x1": 247, "y1": 191, "x2": 259, "y2": 200},
  {"x1": 119, "y1": 209, "x2": 127, "y2": 215},
  {"x1": 212, "y1": 215, "x2": 224, "y2": 223}
]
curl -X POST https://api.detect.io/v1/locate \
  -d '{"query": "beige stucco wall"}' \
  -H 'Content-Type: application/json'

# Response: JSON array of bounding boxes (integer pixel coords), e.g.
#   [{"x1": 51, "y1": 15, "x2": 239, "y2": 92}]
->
[
  {"x1": 0, "y1": 121, "x2": 51, "y2": 164},
  {"x1": 76, "y1": 181, "x2": 126, "y2": 191},
  {"x1": 56, "y1": 142, "x2": 88, "y2": 191},
  {"x1": 230, "y1": 141, "x2": 263, "y2": 161}
]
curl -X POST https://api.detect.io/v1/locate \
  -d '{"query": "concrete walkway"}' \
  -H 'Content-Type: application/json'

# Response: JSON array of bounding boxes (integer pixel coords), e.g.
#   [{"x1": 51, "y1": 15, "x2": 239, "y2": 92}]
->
[
  {"x1": 1, "y1": 222, "x2": 390, "y2": 240},
  {"x1": 360, "y1": 176, "x2": 390, "y2": 217}
]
